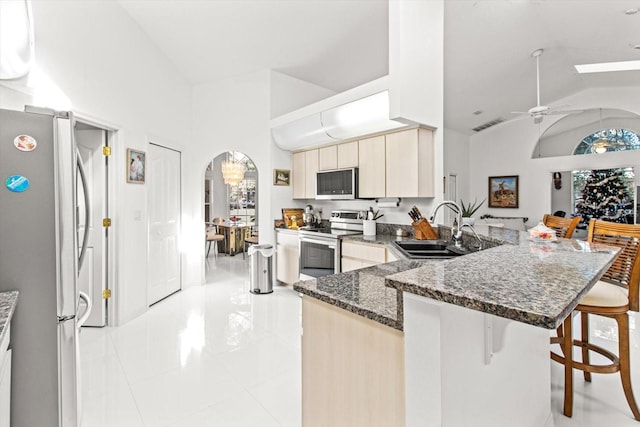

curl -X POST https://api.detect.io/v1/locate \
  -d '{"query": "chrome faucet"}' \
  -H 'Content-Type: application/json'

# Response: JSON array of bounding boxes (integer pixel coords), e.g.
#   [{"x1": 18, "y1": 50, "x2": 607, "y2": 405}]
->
[
  {"x1": 429, "y1": 201, "x2": 463, "y2": 247},
  {"x1": 460, "y1": 223, "x2": 483, "y2": 251}
]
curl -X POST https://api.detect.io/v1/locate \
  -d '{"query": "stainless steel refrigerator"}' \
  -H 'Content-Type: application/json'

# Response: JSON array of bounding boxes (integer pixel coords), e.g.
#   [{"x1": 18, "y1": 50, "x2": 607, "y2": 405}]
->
[{"x1": 0, "y1": 107, "x2": 91, "y2": 427}]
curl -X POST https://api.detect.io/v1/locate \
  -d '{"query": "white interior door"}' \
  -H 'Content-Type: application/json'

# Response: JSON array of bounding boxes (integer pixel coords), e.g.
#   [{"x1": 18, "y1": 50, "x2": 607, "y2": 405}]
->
[
  {"x1": 148, "y1": 143, "x2": 181, "y2": 305},
  {"x1": 77, "y1": 128, "x2": 106, "y2": 327}
]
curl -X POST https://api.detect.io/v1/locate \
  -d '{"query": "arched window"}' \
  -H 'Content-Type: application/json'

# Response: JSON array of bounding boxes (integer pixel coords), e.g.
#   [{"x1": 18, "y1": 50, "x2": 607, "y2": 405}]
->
[
  {"x1": 532, "y1": 108, "x2": 640, "y2": 158},
  {"x1": 573, "y1": 128, "x2": 640, "y2": 155}
]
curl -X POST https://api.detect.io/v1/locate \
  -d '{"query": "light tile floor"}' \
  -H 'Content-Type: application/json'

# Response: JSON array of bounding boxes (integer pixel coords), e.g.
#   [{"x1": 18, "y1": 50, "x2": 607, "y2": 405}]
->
[{"x1": 80, "y1": 255, "x2": 640, "y2": 426}]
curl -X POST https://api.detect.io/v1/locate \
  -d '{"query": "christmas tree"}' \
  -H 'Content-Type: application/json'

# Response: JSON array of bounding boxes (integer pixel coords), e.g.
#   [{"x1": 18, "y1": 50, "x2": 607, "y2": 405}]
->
[{"x1": 575, "y1": 168, "x2": 634, "y2": 224}]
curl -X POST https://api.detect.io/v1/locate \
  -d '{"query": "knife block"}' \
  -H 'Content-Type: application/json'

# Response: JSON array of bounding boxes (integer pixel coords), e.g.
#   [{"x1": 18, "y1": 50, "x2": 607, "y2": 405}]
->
[{"x1": 412, "y1": 219, "x2": 439, "y2": 240}]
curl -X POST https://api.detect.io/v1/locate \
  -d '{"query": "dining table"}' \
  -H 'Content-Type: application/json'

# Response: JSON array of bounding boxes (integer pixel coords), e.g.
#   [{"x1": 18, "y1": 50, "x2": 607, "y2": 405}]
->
[{"x1": 209, "y1": 221, "x2": 252, "y2": 256}]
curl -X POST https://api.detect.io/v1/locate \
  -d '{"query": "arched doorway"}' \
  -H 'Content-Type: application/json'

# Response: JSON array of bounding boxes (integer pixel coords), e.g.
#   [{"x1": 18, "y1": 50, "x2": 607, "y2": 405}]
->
[{"x1": 204, "y1": 151, "x2": 258, "y2": 256}]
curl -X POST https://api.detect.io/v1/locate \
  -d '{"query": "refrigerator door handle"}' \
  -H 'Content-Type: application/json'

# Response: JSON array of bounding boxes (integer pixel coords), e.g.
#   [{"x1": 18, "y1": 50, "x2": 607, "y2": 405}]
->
[
  {"x1": 76, "y1": 150, "x2": 90, "y2": 272},
  {"x1": 77, "y1": 291, "x2": 92, "y2": 328},
  {"x1": 57, "y1": 314, "x2": 76, "y2": 323}
]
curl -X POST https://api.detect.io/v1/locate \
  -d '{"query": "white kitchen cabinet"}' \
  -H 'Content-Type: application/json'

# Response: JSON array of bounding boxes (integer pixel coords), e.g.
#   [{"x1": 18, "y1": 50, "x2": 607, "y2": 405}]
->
[
  {"x1": 292, "y1": 149, "x2": 319, "y2": 199},
  {"x1": 276, "y1": 231, "x2": 300, "y2": 284},
  {"x1": 337, "y1": 141, "x2": 358, "y2": 168},
  {"x1": 318, "y1": 145, "x2": 338, "y2": 171},
  {"x1": 386, "y1": 128, "x2": 434, "y2": 198},
  {"x1": 358, "y1": 135, "x2": 386, "y2": 198},
  {"x1": 0, "y1": 324, "x2": 11, "y2": 427},
  {"x1": 341, "y1": 241, "x2": 391, "y2": 272}
]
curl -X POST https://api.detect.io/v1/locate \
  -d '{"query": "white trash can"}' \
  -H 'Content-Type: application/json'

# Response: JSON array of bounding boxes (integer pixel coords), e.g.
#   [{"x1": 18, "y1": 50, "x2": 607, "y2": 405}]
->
[{"x1": 249, "y1": 244, "x2": 274, "y2": 294}]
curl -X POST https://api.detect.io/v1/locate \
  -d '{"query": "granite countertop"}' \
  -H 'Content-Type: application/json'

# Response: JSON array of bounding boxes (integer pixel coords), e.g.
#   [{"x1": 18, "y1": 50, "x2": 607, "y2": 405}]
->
[
  {"x1": 294, "y1": 260, "x2": 427, "y2": 331},
  {"x1": 295, "y1": 226, "x2": 620, "y2": 330},
  {"x1": 0, "y1": 291, "x2": 19, "y2": 341}
]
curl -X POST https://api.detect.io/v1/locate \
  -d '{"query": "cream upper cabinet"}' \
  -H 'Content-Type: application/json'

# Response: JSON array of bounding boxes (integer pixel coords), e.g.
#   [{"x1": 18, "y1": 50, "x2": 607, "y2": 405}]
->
[
  {"x1": 292, "y1": 149, "x2": 319, "y2": 199},
  {"x1": 292, "y1": 151, "x2": 306, "y2": 199},
  {"x1": 358, "y1": 135, "x2": 386, "y2": 198},
  {"x1": 296, "y1": 127, "x2": 433, "y2": 199},
  {"x1": 318, "y1": 145, "x2": 338, "y2": 171},
  {"x1": 385, "y1": 128, "x2": 434, "y2": 198},
  {"x1": 304, "y1": 149, "x2": 318, "y2": 198},
  {"x1": 337, "y1": 141, "x2": 358, "y2": 168}
]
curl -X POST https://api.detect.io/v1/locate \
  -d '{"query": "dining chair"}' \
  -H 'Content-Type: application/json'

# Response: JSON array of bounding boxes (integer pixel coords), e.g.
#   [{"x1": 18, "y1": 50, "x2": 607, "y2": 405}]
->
[
  {"x1": 243, "y1": 225, "x2": 259, "y2": 259},
  {"x1": 550, "y1": 219, "x2": 640, "y2": 420},
  {"x1": 542, "y1": 214, "x2": 582, "y2": 239},
  {"x1": 205, "y1": 224, "x2": 225, "y2": 258}
]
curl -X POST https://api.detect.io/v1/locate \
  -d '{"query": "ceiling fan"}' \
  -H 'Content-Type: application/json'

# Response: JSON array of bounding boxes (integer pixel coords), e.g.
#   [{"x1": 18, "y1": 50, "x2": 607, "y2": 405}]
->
[{"x1": 512, "y1": 48, "x2": 582, "y2": 124}]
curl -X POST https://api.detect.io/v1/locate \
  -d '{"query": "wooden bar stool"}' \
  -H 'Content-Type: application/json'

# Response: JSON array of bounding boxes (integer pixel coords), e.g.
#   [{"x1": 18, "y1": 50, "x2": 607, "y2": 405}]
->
[
  {"x1": 542, "y1": 214, "x2": 581, "y2": 238},
  {"x1": 551, "y1": 219, "x2": 640, "y2": 420}
]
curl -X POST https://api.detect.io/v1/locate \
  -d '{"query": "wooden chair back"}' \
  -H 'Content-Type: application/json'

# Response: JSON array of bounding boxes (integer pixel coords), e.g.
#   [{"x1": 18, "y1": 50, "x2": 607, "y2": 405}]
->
[
  {"x1": 587, "y1": 219, "x2": 640, "y2": 311},
  {"x1": 543, "y1": 214, "x2": 581, "y2": 239}
]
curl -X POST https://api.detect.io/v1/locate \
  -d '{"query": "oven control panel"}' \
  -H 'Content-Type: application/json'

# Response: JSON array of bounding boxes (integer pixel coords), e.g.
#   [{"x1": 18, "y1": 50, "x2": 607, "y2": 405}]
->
[{"x1": 330, "y1": 210, "x2": 365, "y2": 222}]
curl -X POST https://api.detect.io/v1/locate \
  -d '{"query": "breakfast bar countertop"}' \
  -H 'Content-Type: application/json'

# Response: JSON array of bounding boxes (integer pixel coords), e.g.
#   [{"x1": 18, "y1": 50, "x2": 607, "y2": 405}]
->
[
  {"x1": 0, "y1": 290, "x2": 19, "y2": 342},
  {"x1": 294, "y1": 226, "x2": 620, "y2": 330}
]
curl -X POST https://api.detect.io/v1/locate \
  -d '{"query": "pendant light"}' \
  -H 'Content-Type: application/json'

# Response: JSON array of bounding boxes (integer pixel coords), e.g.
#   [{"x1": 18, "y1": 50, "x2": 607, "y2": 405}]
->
[
  {"x1": 221, "y1": 151, "x2": 245, "y2": 186},
  {"x1": 593, "y1": 108, "x2": 608, "y2": 154}
]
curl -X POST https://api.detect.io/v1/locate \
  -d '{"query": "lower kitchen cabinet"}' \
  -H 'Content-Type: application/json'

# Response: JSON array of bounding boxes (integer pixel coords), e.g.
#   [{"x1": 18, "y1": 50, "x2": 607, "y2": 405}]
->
[
  {"x1": 276, "y1": 230, "x2": 299, "y2": 284},
  {"x1": 0, "y1": 324, "x2": 11, "y2": 427},
  {"x1": 341, "y1": 240, "x2": 396, "y2": 272},
  {"x1": 302, "y1": 297, "x2": 405, "y2": 427}
]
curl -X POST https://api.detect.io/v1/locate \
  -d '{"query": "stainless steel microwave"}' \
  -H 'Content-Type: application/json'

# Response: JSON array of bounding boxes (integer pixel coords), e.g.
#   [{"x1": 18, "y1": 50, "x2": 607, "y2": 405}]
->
[{"x1": 316, "y1": 168, "x2": 358, "y2": 200}]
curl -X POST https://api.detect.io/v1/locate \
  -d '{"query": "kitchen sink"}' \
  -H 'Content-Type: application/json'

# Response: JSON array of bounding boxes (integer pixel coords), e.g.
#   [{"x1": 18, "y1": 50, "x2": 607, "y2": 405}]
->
[{"x1": 392, "y1": 240, "x2": 468, "y2": 259}]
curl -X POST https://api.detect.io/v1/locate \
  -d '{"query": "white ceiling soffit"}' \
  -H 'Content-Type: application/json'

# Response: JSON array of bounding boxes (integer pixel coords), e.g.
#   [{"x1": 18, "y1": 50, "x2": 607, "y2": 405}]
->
[{"x1": 271, "y1": 90, "x2": 406, "y2": 151}]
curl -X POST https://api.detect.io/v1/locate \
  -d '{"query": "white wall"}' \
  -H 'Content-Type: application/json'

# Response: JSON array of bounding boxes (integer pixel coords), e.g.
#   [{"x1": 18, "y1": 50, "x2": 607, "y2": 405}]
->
[
  {"x1": 469, "y1": 86, "x2": 640, "y2": 227},
  {"x1": 270, "y1": 71, "x2": 336, "y2": 118},
  {"x1": 389, "y1": 0, "x2": 444, "y2": 128},
  {"x1": 0, "y1": 0, "x2": 192, "y2": 325}
]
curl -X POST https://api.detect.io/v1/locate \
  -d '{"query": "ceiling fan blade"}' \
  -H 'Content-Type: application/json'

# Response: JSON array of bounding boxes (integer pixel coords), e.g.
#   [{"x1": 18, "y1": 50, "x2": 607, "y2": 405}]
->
[
  {"x1": 510, "y1": 111, "x2": 529, "y2": 115},
  {"x1": 546, "y1": 109, "x2": 584, "y2": 115},
  {"x1": 547, "y1": 103, "x2": 571, "y2": 110}
]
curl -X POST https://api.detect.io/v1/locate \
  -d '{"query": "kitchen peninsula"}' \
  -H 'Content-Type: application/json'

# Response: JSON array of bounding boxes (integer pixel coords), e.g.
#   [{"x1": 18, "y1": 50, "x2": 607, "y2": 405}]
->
[{"x1": 294, "y1": 226, "x2": 620, "y2": 427}]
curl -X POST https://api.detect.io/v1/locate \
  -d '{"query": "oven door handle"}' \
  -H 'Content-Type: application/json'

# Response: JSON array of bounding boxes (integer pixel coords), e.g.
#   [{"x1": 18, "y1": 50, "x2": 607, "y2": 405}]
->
[{"x1": 300, "y1": 237, "x2": 337, "y2": 248}]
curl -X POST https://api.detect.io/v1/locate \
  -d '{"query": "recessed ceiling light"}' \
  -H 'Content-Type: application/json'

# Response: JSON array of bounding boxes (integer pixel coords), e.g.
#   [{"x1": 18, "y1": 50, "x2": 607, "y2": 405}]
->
[
  {"x1": 574, "y1": 60, "x2": 640, "y2": 73},
  {"x1": 624, "y1": 8, "x2": 639, "y2": 15}
]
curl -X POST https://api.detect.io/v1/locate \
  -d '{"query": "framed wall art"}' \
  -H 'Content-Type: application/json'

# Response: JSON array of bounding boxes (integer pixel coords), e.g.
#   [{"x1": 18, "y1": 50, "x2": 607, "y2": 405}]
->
[
  {"x1": 488, "y1": 175, "x2": 519, "y2": 208},
  {"x1": 127, "y1": 148, "x2": 146, "y2": 184},
  {"x1": 273, "y1": 169, "x2": 290, "y2": 186}
]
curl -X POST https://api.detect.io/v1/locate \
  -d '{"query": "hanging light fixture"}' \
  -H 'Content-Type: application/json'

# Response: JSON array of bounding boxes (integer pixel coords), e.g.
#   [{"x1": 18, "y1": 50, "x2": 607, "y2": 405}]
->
[
  {"x1": 221, "y1": 151, "x2": 245, "y2": 186},
  {"x1": 594, "y1": 140, "x2": 608, "y2": 154},
  {"x1": 593, "y1": 108, "x2": 609, "y2": 154}
]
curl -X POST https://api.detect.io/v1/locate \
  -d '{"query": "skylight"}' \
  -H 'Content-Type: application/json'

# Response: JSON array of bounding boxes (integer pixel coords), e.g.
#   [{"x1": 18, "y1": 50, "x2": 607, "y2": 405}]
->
[{"x1": 574, "y1": 60, "x2": 640, "y2": 74}]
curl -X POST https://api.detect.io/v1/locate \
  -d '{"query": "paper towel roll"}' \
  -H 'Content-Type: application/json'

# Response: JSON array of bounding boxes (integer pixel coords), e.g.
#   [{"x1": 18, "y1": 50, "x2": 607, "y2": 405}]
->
[{"x1": 376, "y1": 198, "x2": 400, "y2": 208}]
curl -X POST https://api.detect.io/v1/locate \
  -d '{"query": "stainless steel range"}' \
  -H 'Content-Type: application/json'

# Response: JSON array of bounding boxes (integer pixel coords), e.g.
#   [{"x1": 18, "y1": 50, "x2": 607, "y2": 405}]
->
[{"x1": 298, "y1": 210, "x2": 365, "y2": 280}]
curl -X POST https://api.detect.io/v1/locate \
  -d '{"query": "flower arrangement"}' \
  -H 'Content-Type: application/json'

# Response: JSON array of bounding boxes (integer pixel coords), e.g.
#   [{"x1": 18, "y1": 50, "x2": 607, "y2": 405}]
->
[{"x1": 460, "y1": 198, "x2": 485, "y2": 218}]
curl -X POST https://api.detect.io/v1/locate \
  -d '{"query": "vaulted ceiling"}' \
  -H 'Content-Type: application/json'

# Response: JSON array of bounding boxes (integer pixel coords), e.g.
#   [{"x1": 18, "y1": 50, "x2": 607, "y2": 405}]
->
[{"x1": 118, "y1": 0, "x2": 640, "y2": 135}]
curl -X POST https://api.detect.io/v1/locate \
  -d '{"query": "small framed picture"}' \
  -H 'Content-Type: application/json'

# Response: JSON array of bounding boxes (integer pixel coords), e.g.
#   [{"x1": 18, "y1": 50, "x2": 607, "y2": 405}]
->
[
  {"x1": 488, "y1": 175, "x2": 519, "y2": 208},
  {"x1": 273, "y1": 169, "x2": 290, "y2": 186},
  {"x1": 127, "y1": 149, "x2": 146, "y2": 184}
]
